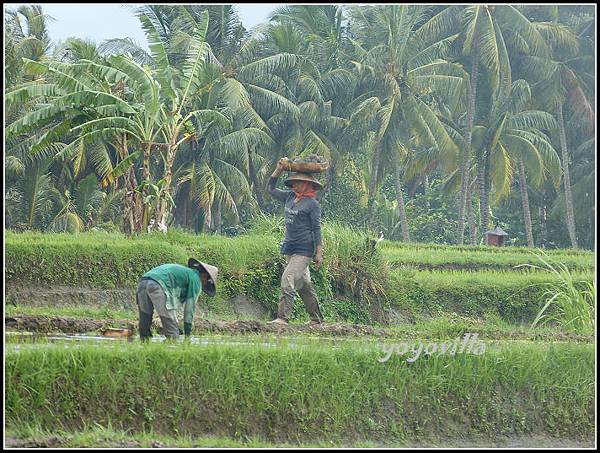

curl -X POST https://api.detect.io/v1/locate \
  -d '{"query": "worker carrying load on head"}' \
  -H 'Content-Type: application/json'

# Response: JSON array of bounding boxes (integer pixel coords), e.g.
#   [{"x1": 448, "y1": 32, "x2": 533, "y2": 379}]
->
[{"x1": 265, "y1": 157, "x2": 326, "y2": 326}]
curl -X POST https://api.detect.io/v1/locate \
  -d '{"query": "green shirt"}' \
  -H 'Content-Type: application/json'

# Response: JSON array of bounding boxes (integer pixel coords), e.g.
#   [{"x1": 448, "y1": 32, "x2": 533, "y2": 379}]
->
[{"x1": 143, "y1": 264, "x2": 202, "y2": 324}]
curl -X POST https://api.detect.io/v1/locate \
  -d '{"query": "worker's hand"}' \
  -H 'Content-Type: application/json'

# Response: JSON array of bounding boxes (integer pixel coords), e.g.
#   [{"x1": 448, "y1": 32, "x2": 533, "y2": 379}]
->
[
  {"x1": 314, "y1": 252, "x2": 323, "y2": 270},
  {"x1": 273, "y1": 158, "x2": 288, "y2": 177},
  {"x1": 183, "y1": 322, "x2": 193, "y2": 336}
]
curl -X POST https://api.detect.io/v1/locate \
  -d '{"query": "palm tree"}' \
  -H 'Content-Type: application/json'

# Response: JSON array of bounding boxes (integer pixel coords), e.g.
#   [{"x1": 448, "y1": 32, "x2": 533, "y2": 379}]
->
[
  {"x1": 448, "y1": 4, "x2": 552, "y2": 243},
  {"x1": 264, "y1": 6, "x2": 366, "y2": 210},
  {"x1": 4, "y1": 5, "x2": 54, "y2": 88},
  {"x1": 518, "y1": 19, "x2": 593, "y2": 249},
  {"x1": 346, "y1": 4, "x2": 465, "y2": 232},
  {"x1": 269, "y1": 5, "x2": 349, "y2": 72},
  {"x1": 5, "y1": 158, "x2": 56, "y2": 231},
  {"x1": 471, "y1": 79, "x2": 561, "y2": 247}
]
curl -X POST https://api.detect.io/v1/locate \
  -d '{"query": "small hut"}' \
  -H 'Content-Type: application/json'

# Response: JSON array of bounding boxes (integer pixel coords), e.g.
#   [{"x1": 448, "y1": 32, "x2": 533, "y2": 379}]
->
[{"x1": 484, "y1": 224, "x2": 508, "y2": 247}]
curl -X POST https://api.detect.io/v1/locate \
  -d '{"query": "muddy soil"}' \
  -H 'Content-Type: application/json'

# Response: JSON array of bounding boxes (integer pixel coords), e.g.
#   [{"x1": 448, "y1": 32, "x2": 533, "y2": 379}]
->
[
  {"x1": 5, "y1": 286, "x2": 269, "y2": 318},
  {"x1": 4, "y1": 434, "x2": 594, "y2": 448},
  {"x1": 4, "y1": 436, "x2": 167, "y2": 448},
  {"x1": 5, "y1": 314, "x2": 594, "y2": 342}
]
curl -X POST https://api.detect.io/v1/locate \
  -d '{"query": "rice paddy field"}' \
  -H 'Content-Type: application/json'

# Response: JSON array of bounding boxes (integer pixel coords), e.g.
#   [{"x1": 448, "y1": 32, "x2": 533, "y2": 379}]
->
[{"x1": 4, "y1": 226, "x2": 596, "y2": 448}]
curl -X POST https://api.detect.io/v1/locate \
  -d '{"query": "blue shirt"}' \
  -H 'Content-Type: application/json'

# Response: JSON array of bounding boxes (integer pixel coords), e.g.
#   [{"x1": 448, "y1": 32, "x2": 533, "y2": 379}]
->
[{"x1": 266, "y1": 176, "x2": 322, "y2": 257}]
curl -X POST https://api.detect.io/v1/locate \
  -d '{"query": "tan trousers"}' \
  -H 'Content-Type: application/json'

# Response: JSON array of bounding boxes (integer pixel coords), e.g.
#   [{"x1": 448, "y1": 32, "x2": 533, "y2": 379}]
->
[{"x1": 277, "y1": 254, "x2": 323, "y2": 322}]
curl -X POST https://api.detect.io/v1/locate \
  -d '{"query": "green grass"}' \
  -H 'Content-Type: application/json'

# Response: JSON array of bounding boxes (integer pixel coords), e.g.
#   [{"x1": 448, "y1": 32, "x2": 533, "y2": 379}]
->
[
  {"x1": 5, "y1": 305, "x2": 136, "y2": 320},
  {"x1": 379, "y1": 239, "x2": 594, "y2": 256},
  {"x1": 379, "y1": 242, "x2": 595, "y2": 271},
  {"x1": 386, "y1": 268, "x2": 594, "y2": 324},
  {"x1": 6, "y1": 340, "x2": 595, "y2": 442},
  {"x1": 5, "y1": 424, "x2": 349, "y2": 448}
]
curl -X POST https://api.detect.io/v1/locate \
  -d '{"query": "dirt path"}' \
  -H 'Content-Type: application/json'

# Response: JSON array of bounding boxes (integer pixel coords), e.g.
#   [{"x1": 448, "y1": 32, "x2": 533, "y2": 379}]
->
[{"x1": 5, "y1": 314, "x2": 593, "y2": 342}]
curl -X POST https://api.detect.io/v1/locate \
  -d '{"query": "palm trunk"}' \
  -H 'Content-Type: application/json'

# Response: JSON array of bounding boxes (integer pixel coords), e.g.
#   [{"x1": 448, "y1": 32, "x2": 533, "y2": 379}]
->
[
  {"x1": 467, "y1": 174, "x2": 478, "y2": 245},
  {"x1": 203, "y1": 205, "x2": 212, "y2": 233},
  {"x1": 141, "y1": 143, "x2": 152, "y2": 231},
  {"x1": 366, "y1": 145, "x2": 381, "y2": 229},
  {"x1": 540, "y1": 194, "x2": 548, "y2": 248},
  {"x1": 248, "y1": 154, "x2": 265, "y2": 211},
  {"x1": 457, "y1": 44, "x2": 480, "y2": 245},
  {"x1": 393, "y1": 157, "x2": 410, "y2": 242},
  {"x1": 556, "y1": 103, "x2": 578, "y2": 248},
  {"x1": 518, "y1": 158, "x2": 534, "y2": 247},
  {"x1": 123, "y1": 167, "x2": 144, "y2": 235},
  {"x1": 119, "y1": 135, "x2": 143, "y2": 235},
  {"x1": 155, "y1": 144, "x2": 178, "y2": 227},
  {"x1": 477, "y1": 148, "x2": 490, "y2": 234},
  {"x1": 483, "y1": 146, "x2": 492, "y2": 233},
  {"x1": 213, "y1": 202, "x2": 222, "y2": 234}
]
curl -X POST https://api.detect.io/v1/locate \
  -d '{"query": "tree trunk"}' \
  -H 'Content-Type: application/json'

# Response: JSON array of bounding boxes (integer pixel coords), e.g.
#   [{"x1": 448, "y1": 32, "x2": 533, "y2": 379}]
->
[
  {"x1": 540, "y1": 194, "x2": 548, "y2": 248},
  {"x1": 213, "y1": 202, "x2": 222, "y2": 234},
  {"x1": 203, "y1": 205, "x2": 212, "y2": 233},
  {"x1": 366, "y1": 143, "x2": 381, "y2": 229},
  {"x1": 467, "y1": 175, "x2": 478, "y2": 245},
  {"x1": 477, "y1": 148, "x2": 490, "y2": 234},
  {"x1": 483, "y1": 146, "x2": 492, "y2": 233},
  {"x1": 457, "y1": 44, "x2": 480, "y2": 245},
  {"x1": 155, "y1": 145, "x2": 177, "y2": 227},
  {"x1": 556, "y1": 103, "x2": 578, "y2": 248},
  {"x1": 248, "y1": 153, "x2": 265, "y2": 211},
  {"x1": 393, "y1": 157, "x2": 410, "y2": 242},
  {"x1": 518, "y1": 158, "x2": 534, "y2": 247},
  {"x1": 119, "y1": 135, "x2": 144, "y2": 235},
  {"x1": 141, "y1": 143, "x2": 152, "y2": 231}
]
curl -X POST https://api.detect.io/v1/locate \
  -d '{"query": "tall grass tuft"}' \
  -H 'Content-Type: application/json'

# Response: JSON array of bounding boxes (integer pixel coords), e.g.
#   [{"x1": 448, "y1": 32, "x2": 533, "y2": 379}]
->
[{"x1": 516, "y1": 250, "x2": 596, "y2": 333}]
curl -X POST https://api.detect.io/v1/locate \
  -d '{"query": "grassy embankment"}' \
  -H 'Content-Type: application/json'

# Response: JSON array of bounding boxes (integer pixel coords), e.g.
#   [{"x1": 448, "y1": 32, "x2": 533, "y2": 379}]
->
[
  {"x1": 5, "y1": 221, "x2": 595, "y2": 330},
  {"x1": 5, "y1": 340, "x2": 595, "y2": 444}
]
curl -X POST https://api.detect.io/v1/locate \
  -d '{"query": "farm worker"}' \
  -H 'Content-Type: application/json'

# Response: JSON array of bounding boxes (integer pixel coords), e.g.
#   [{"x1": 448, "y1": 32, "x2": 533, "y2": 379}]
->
[
  {"x1": 136, "y1": 258, "x2": 218, "y2": 340},
  {"x1": 265, "y1": 159, "x2": 325, "y2": 326}
]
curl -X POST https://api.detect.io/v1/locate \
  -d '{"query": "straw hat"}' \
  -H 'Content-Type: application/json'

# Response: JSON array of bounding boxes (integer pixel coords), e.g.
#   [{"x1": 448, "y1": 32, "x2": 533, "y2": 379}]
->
[
  {"x1": 284, "y1": 172, "x2": 323, "y2": 190},
  {"x1": 188, "y1": 258, "x2": 218, "y2": 297}
]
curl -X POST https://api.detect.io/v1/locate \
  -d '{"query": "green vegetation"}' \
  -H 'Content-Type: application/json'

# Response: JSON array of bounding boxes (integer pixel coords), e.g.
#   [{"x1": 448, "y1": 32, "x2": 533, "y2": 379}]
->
[
  {"x1": 379, "y1": 242, "x2": 595, "y2": 271},
  {"x1": 5, "y1": 425, "x2": 350, "y2": 448},
  {"x1": 5, "y1": 305, "x2": 135, "y2": 321},
  {"x1": 386, "y1": 268, "x2": 594, "y2": 324},
  {"x1": 6, "y1": 341, "x2": 595, "y2": 442},
  {"x1": 5, "y1": 5, "x2": 595, "y2": 250},
  {"x1": 6, "y1": 228, "x2": 594, "y2": 326},
  {"x1": 520, "y1": 251, "x2": 596, "y2": 333}
]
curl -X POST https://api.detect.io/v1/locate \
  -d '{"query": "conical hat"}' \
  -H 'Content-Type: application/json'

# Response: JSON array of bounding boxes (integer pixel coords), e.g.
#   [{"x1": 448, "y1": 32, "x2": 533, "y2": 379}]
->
[{"x1": 188, "y1": 258, "x2": 218, "y2": 296}]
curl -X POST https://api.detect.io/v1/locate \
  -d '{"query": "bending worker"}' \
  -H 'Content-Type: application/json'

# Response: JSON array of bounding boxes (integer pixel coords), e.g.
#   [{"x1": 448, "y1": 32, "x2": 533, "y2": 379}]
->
[
  {"x1": 136, "y1": 258, "x2": 218, "y2": 340},
  {"x1": 266, "y1": 158, "x2": 325, "y2": 326}
]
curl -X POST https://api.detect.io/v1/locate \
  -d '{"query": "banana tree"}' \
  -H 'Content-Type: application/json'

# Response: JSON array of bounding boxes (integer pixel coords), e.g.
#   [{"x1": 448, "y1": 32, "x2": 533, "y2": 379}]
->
[
  {"x1": 99, "y1": 5, "x2": 304, "y2": 216},
  {"x1": 5, "y1": 53, "x2": 166, "y2": 234}
]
